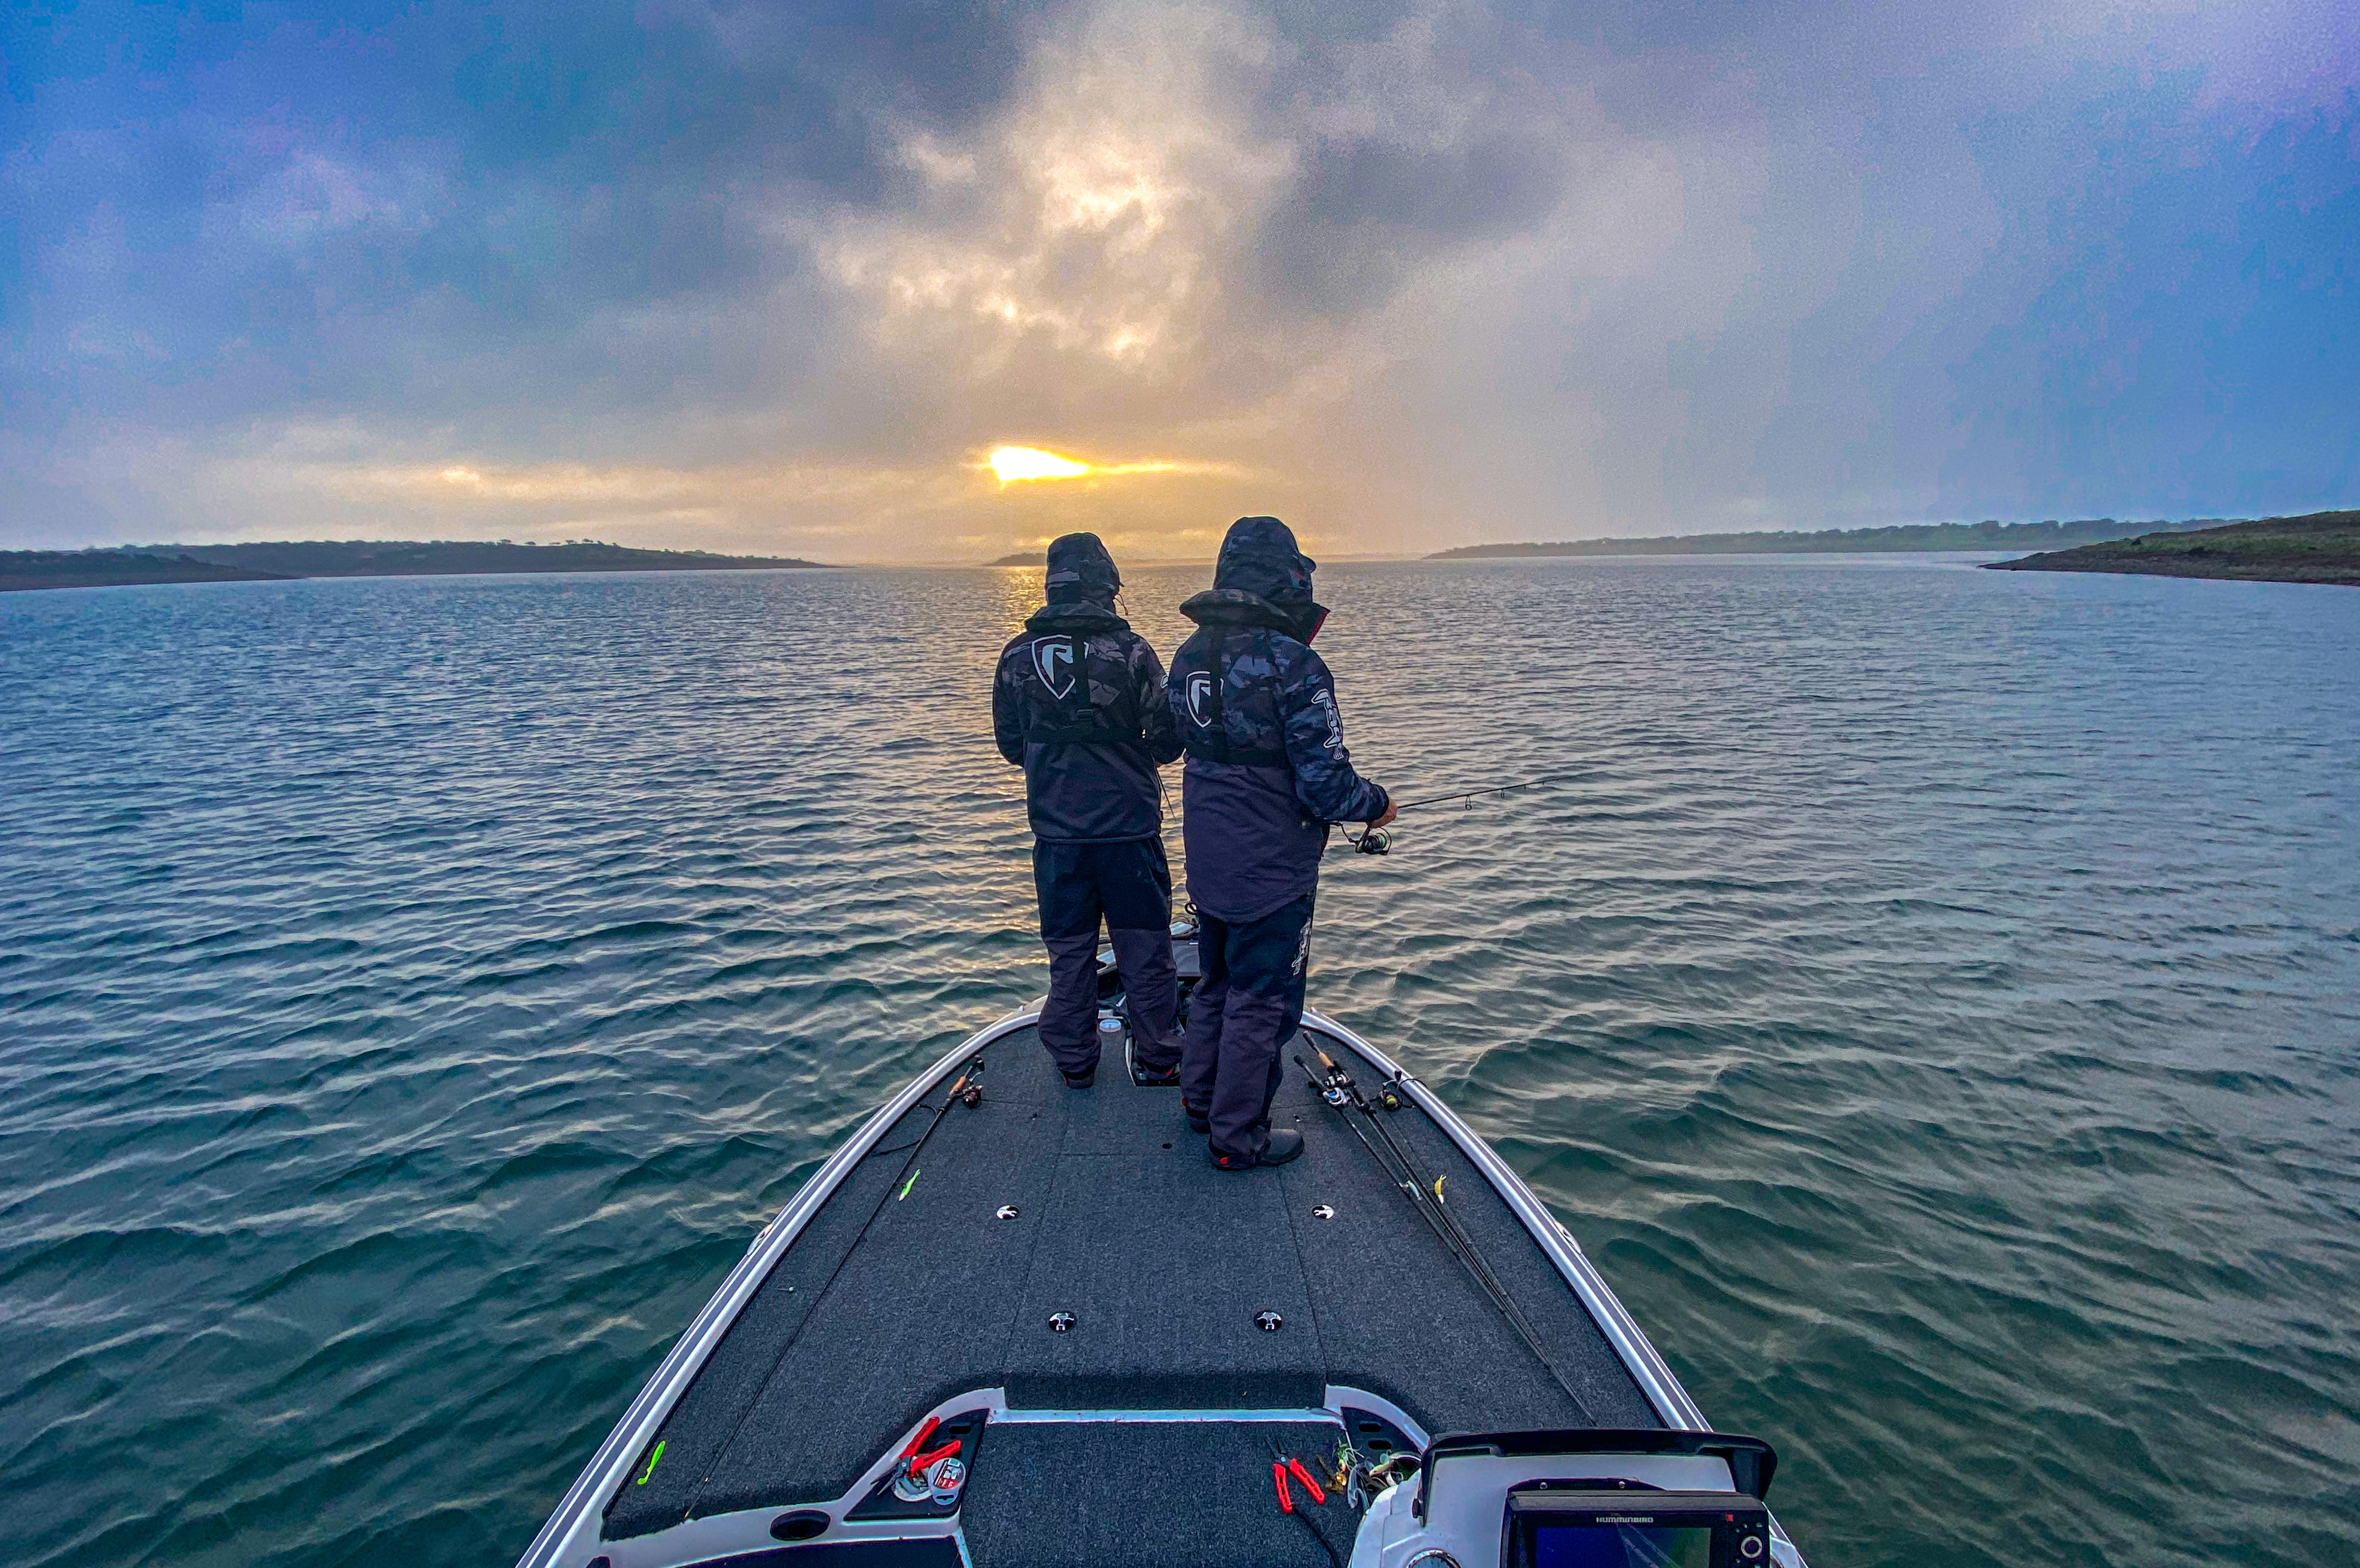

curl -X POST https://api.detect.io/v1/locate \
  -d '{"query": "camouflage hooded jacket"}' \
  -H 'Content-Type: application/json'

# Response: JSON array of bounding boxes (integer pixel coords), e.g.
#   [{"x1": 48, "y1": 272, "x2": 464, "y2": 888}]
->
[
  {"x1": 1166, "y1": 517, "x2": 1389, "y2": 920},
  {"x1": 992, "y1": 535, "x2": 1182, "y2": 843}
]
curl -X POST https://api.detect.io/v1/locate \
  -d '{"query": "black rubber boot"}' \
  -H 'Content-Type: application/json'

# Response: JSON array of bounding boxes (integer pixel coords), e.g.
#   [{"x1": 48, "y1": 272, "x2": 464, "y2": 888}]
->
[
  {"x1": 1062, "y1": 1067, "x2": 1096, "y2": 1089},
  {"x1": 1208, "y1": 1125, "x2": 1303, "y2": 1170},
  {"x1": 1184, "y1": 1108, "x2": 1210, "y2": 1135}
]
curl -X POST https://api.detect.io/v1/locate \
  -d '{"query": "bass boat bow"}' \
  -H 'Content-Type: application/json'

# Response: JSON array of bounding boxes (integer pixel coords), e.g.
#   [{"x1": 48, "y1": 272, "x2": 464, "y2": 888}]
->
[{"x1": 518, "y1": 919, "x2": 1807, "y2": 1568}]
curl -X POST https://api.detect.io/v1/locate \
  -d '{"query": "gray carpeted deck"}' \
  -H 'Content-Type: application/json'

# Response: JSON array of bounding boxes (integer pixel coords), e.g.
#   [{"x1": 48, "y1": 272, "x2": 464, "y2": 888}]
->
[
  {"x1": 961, "y1": 1420, "x2": 1354, "y2": 1568},
  {"x1": 602, "y1": 1015, "x2": 1657, "y2": 1542}
]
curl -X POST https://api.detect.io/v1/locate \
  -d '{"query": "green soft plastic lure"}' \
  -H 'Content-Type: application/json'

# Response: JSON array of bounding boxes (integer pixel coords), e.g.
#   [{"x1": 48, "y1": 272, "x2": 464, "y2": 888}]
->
[
  {"x1": 898, "y1": 1168, "x2": 922, "y2": 1201},
  {"x1": 634, "y1": 1439, "x2": 666, "y2": 1485}
]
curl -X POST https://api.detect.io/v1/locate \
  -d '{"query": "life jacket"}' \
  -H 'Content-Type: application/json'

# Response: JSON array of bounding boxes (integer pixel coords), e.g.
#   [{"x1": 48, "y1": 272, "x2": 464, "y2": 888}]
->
[
  {"x1": 1178, "y1": 630, "x2": 1288, "y2": 767},
  {"x1": 1014, "y1": 606, "x2": 1148, "y2": 749},
  {"x1": 1175, "y1": 517, "x2": 1327, "y2": 768}
]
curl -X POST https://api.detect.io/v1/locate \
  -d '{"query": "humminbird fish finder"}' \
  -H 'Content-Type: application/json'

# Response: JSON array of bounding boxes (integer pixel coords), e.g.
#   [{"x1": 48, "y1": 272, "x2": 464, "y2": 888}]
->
[
  {"x1": 1504, "y1": 1489, "x2": 1770, "y2": 1568},
  {"x1": 1355, "y1": 1429, "x2": 1786, "y2": 1568}
]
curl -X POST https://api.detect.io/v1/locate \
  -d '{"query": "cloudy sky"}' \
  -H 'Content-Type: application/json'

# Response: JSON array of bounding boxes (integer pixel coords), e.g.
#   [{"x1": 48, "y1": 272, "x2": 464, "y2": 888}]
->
[{"x1": 4, "y1": 1, "x2": 2355, "y2": 561}]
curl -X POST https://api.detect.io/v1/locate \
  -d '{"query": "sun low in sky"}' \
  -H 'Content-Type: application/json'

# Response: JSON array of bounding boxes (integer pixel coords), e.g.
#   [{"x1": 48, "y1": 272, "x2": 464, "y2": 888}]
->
[
  {"x1": 986, "y1": 447, "x2": 1210, "y2": 486},
  {"x1": 989, "y1": 446, "x2": 1093, "y2": 482}
]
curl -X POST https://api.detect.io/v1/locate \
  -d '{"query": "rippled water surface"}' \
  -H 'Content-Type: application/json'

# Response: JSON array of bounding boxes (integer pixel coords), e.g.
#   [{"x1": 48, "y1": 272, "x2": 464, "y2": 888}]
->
[{"x1": 4, "y1": 558, "x2": 2356, "y2": 1568}]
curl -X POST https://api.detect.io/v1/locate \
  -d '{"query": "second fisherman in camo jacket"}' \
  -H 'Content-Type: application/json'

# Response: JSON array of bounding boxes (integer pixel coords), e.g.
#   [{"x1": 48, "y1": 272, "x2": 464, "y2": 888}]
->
[{"x1": 1167, "y1": 516, "x2": 1394, "y2": 1171}]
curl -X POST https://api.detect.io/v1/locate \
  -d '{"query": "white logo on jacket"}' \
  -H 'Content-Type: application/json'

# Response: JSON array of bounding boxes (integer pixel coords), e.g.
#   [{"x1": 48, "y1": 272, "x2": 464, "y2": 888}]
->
[
  {"x1": 1034, "y1": 637, "x2": 1078, "y2": 700},
  {"x1": 1185, "y1": 671, "x2": 1213, "y2": 730},
  {"x1": 1312, "y1": 688, "x2": 1343, "y2": 750}
]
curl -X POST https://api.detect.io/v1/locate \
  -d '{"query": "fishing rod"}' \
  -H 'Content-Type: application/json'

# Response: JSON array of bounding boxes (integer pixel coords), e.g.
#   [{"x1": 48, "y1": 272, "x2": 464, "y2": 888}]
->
[
  {"x1": 1333, "y1": 777, "x2": 1548, "y2": 856},
  {"x1": 1293, "y1": 1047, "x2": 1588, "y2": 1416},
  {"x1": 1294, "y1": 1050, "x2": 1478, "y2": 1288},
  {"x1": 1388, "y1": 778, "x2": 1547, "y2": 813}
]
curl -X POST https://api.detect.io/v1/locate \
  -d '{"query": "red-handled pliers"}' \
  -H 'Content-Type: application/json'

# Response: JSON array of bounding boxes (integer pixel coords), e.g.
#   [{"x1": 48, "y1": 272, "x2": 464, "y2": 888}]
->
[
  {"x1": 1271, "y1": 1441, "x2": 1329, "y2": 1509},
  {"x1": 899, "y1": 1416, "x2": 955, "y2": 1481},
  {"x1": 910, "y1": 1438, "x2": 962, "y2": 1472}
]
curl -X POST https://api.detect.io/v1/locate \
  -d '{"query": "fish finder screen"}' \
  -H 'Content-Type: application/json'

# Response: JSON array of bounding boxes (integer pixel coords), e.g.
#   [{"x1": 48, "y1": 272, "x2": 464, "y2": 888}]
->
[{"x1": 1530, "y1": 1523, "x2": 1715, "y2": 1568}]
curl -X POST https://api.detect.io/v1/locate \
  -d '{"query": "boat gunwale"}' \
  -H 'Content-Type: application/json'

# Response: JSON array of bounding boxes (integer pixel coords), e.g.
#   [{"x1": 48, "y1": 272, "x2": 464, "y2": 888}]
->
[{"x1": 512, "y1": 1007, "x2": 1044, "y2": 1568}]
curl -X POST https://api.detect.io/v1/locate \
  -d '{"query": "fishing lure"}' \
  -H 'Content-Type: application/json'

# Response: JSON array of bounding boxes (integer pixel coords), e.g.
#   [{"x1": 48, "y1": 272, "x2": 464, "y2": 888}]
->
[{"x1": 633, "y1": 1439, "x2": 666, "y2": 1485}]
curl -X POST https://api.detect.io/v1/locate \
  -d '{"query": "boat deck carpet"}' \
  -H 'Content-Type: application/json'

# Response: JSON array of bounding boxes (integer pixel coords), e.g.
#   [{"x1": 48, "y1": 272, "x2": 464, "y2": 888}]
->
[{"x1": 602, "y1": 1022, "x2": 1657, "y2": 1540}]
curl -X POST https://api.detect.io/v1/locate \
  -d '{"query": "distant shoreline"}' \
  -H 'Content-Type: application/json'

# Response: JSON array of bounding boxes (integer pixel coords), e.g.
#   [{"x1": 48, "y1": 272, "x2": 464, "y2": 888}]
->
[
  {"x1": 1, "y1": 539, "x2": 835, "y2": 593},
  {"x1": 1429, "y1": 517, "x2": 2237, "y2": 559},
  {"x1": 0, "y1": 552, "x2": 293, "y2": 593},
  {"x1": 1981, "y1": 510, "x2": 2359, "y2": 587}
]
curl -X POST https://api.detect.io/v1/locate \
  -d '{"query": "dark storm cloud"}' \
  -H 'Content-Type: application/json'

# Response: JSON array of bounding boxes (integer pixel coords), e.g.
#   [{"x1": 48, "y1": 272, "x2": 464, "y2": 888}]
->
[
  {"x1": 1, "y1": 0, "x2": 2354, "y2": 553},
  {"x1": 1255, "y1": 121, "x2": 1577, "y2": 310},
  {"x1": 1230, "y1": 0, "x2": 1584, "y2": 315},
  {"x1": 2, "y1": 1, "x2": 1035, "y2": 442}
]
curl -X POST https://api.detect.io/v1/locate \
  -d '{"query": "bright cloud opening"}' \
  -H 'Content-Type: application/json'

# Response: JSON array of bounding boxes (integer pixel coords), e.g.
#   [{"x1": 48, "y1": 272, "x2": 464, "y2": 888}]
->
[{"x1": 989, "y1": 446, "x2": 1093, "y2": 482}]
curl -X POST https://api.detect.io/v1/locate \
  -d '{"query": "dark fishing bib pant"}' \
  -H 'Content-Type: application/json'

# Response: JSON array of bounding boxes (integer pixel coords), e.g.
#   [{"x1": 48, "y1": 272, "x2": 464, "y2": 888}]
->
[
  {"x1": 1180, "y1": 893, "x2": 1313, "y2": 1158},
  {"x1": 1035, "y1": 838, "x2": 1183, "y2": 1081}
]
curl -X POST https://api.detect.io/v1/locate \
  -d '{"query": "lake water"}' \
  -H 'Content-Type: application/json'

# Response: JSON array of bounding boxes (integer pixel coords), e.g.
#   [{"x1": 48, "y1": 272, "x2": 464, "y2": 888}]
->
[{"x1": 3, "y1": 556, "x2": 2355, "y2": 1568}]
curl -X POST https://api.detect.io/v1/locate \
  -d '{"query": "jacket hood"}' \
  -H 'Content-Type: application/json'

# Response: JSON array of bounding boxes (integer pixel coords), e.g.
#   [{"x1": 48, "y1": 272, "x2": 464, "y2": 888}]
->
[
  {"x1": 1044, "y1": 532, "x2": 1121, "y2": 605},
  {"x1": 1195, "y1": 515, "x2": 1327, "y2": 640},
  {"x1": 1026, "y1": 598, "x2": 1130, "y2": 634},
  {"x1": 1177, "y1": 587, "x2": 1327, "y2": 643},
  {"x1": 1211, "y1": 516, "x2": 1314, "y2": 604}
]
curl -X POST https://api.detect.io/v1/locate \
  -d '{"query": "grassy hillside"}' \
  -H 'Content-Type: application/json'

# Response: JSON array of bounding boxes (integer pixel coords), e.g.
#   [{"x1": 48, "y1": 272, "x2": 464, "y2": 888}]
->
[
  {"x1": 1981, "y1": 511, "x2": 2360, "y2": 587},
  {"x1": 150, "y1": 539, "x2": 832, "y2": 577},
  {"x1": 5, "y1": 538, "x2": 834, "y2": 591},
  {"x1": 1, "y1": 551, "x2": 289, "y2": 593},
  {"x1": 1428, "y1": 517, "x2": 2210, "y2": 559}
]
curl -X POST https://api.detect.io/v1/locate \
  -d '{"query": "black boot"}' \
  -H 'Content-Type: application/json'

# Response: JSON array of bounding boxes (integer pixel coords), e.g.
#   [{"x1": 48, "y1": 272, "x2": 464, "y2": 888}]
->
[{"x1": 1208, "y1": 1125, "x2": 1303, "y2": 1170}]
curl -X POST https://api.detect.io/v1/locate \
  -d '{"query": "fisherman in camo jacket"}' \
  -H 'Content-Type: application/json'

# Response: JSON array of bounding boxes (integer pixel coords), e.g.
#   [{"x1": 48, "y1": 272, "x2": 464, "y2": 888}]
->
[
  {"x1": 1167, "y1": 516, "x2": 1394, "y2": 1170},
  {"x1": 993, "y1": 533, "x2": 1186, "y2": 1088}
]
